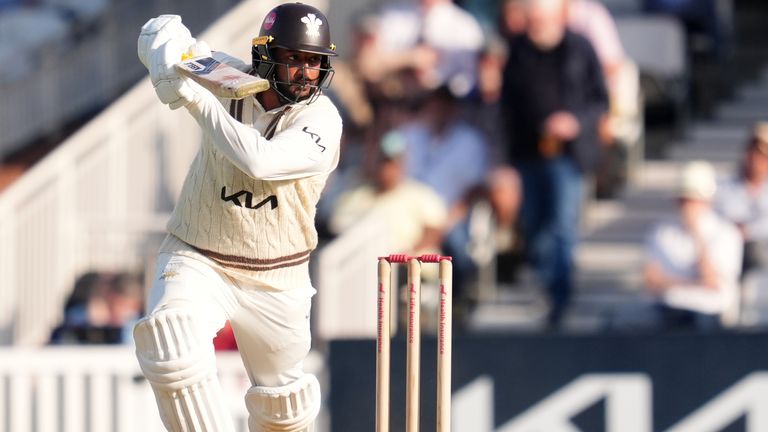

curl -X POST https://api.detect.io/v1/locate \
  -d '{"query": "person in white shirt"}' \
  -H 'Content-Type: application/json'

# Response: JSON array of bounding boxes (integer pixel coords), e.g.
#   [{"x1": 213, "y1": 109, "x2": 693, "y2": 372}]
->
[
  {"x1": 133, "y1": 3, "x2": 342, "y2": 430},
  {"x1": 715, "y1": 122, "x2": 768, "y2": 274},
  {"x1": 644, "y1": 161, "x2": 743, "y2": 330}
]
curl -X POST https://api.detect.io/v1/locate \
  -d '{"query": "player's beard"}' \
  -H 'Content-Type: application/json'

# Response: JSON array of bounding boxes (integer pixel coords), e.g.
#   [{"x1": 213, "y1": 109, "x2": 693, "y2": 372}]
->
[{"x1": 276, "y1": 76, "x2": 319, "y2": 102}]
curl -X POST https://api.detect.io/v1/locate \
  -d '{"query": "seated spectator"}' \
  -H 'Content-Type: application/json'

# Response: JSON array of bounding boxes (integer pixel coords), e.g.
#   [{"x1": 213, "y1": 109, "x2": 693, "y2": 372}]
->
[
  {"x1": 643, "y1": 161, "x2": 743, "y2": 330},
  {"x1": 356, "y1": 0, "x2": 485, "y2": 100},
  {"x1": 397, "y1": 86, "x2": 490, "y2": 305},
  {"x1": 50, "y1": 272, "x2": 143, "y2": 344},
  {"x1": 715, "y1": 122, "x2": 768, "y2": 275},
  {"x1": 105, "y1": 272, "x2": 143, "y2": 343},
  {"x1": 400, "y1": 87, "x2": 489, "y2": 210},
  {"x1": 50, "y1": 272, "x2": 108, "y2": 344},
  {"x1": 466, "y1": 166, "x2": 526, "y2": 285},
  {"x1": 329, "y1": 130, "x2": 448, "y2": 256}
]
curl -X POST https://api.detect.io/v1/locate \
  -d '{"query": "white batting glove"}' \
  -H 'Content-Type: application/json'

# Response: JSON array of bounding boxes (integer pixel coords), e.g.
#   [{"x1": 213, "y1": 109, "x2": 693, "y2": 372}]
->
[
  {"x1": 149, "y1": 39, "x2": 212, "y2": 109},
  {"x1": 137, "y1": 15, "x2": 193, "y2": 69}
]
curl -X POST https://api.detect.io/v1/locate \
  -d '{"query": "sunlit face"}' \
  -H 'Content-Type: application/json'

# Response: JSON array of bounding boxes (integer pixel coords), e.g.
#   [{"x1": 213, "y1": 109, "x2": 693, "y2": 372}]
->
[
  {"x1": 526, "y1": 0, "x2": 567, "y2": 50},
  {"x1": 272, "y1": 48, "x2": 323, "y2": 99}
]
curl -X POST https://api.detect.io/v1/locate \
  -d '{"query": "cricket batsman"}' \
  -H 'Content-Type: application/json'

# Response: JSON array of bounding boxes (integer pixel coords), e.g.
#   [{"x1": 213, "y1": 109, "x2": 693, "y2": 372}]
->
[{"x1": 133, "y1": 2, "x2": 341, "y2": 430}]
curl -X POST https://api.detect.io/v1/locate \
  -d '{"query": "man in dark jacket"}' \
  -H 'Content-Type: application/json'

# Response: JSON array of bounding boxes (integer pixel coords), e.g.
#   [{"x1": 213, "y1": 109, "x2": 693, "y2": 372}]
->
[{"x1": 501, "y1": 0, "x2": 608, "y2": 327}]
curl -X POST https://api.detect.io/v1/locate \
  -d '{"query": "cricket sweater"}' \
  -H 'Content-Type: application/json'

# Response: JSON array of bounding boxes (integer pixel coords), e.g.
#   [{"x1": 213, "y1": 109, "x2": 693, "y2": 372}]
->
[{"x1": 161, "y1": 90, "x2": 342, "y2": 290}]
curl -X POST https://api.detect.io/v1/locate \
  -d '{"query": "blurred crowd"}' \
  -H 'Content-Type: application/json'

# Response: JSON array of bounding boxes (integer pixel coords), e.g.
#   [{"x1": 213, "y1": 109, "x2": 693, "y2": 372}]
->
[
  {"x1": 316, "y1": 0, "x2": 748, "y2": 332},
  {"x1": 318, "y1": 0, "x2": 627, "y2": 329},
  {"x1": 641, "y1": 124, "x2": 768, "y2": 332}
]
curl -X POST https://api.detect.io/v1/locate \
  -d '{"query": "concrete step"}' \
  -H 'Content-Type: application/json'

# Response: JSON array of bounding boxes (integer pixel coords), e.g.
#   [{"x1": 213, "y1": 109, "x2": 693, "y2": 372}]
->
[
  {"x1": 582, "y1": 212, "x2": 664, "y2": 243},
  {"x1": 668, "y1": 145, "x2": 742, "y2": 164},
  {"x1": 736, "y1": 81, "x2": 768, "y2": 102},
  {"x1": 716, "y1": 101, "x2": 768, "y2": 125},
  {"x1": 576, "y1": 242, "x2": 644, "y2": 275},
  {"x1": 685, "y1": 122, "x2": 750, "y2": 143},
  {"x1": 468, "y1": 285, "x2": 652, "y2": 333},
  {"x1": 631, "y1": 159, "x2": 734, "y2": 191}
]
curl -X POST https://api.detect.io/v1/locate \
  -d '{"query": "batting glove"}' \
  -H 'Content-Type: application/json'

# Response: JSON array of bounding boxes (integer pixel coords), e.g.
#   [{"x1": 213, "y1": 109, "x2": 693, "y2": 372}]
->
[
  {"x1": 137, "y1": 15, "x2": 193, "y2": 69},
  {"x1": 148, "y1": 39, "x2": 212, "y2": 109}
]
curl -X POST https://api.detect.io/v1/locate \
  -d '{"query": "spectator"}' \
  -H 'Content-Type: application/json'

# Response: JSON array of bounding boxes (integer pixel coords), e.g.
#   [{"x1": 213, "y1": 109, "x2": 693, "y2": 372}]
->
[
  {"x1": 329, "y1": 130, "x2": 448, "y2": 255},
  {"x1": 400, "y1": 87, "x2": 489, "y2": 209},
  {"x1": 715, "y1": 122, "x2": 768, "y2": 274},
  {"x1": 398, "y1": 86, "x2": 490, "y2": 305},
  {"x1": 50, "y1": 272, "x2": 143, "y2": 344},
  {"x1": 466, "y1": 166, "x2": 526, "y2": 285},
  {"x1": 500, "y1": 0, "x2": 608, "y2": 327},
  {"x1": 105, "y1": 272, "x2": 143, "y2": 343},
  {"x1": 644, "y1": 161, "x2": 743, "y2": 330},
  {"x1": 356, "y1": 0, "x2": 485, "y2": 100},
  {"x1": 50, "y1": 272, "x2": 110, "y2": 344}
]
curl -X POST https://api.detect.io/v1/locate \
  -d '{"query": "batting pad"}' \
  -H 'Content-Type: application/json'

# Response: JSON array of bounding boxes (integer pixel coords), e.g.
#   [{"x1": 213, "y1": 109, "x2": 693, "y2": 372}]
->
[
  {"x1": 134, "y1": 309, "x2": 235, "y2": 432},
  {"x1": 245, "y1": 374, "x2": 321, "y2": 432}
]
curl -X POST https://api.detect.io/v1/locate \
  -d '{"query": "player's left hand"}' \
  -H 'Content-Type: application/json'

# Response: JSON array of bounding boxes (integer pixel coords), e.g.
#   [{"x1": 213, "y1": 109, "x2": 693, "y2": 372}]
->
[{"x1": 137, "y1": 15, "x2": 193, "y2": 69}]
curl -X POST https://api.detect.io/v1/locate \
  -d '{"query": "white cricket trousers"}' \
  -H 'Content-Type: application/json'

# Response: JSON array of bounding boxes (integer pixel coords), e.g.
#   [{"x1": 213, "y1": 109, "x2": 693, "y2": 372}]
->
[{"x1": 147, "y1": 251, "x2": 316, "y2": 388}]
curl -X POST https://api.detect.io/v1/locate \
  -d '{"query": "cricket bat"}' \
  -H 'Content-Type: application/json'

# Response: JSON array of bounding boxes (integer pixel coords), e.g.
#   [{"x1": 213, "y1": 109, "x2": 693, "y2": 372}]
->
[{"x1": 175, "y1": 55, "x2": 270, "y2": 99}]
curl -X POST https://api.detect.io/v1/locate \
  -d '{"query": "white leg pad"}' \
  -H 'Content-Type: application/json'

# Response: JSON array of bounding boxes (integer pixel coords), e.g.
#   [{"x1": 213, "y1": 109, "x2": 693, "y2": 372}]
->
[
  {"x1": 245, "y1": 374, "x2": 321, "y2": 432},
  {"x1": 134, "y1": 309, "x2": 235, "y2": 432}
]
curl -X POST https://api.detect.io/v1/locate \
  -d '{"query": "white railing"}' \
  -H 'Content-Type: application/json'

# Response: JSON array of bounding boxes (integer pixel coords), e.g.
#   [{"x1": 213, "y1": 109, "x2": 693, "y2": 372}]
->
[
  {"x1": 316, "y1": 210, "x2": 394, "y2": 340},
  {"x1": 0, "y1": 346, "x2": 326, "y2": 432},
  {"x1": 0, "y1": 0, "x2": 311, "y2": 346}
]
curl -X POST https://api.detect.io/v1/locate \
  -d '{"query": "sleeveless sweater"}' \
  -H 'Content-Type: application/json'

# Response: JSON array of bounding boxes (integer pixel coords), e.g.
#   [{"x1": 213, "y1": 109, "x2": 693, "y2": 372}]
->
[{"x1": 161, "y1": 92, "x2": 342, "y2": 290}]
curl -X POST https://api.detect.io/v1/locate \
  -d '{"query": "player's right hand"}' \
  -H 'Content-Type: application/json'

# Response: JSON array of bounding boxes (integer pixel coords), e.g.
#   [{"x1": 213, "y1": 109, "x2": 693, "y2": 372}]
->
[{"x1": 149, "y1": 38, "x2": 210, "y2": 109}]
